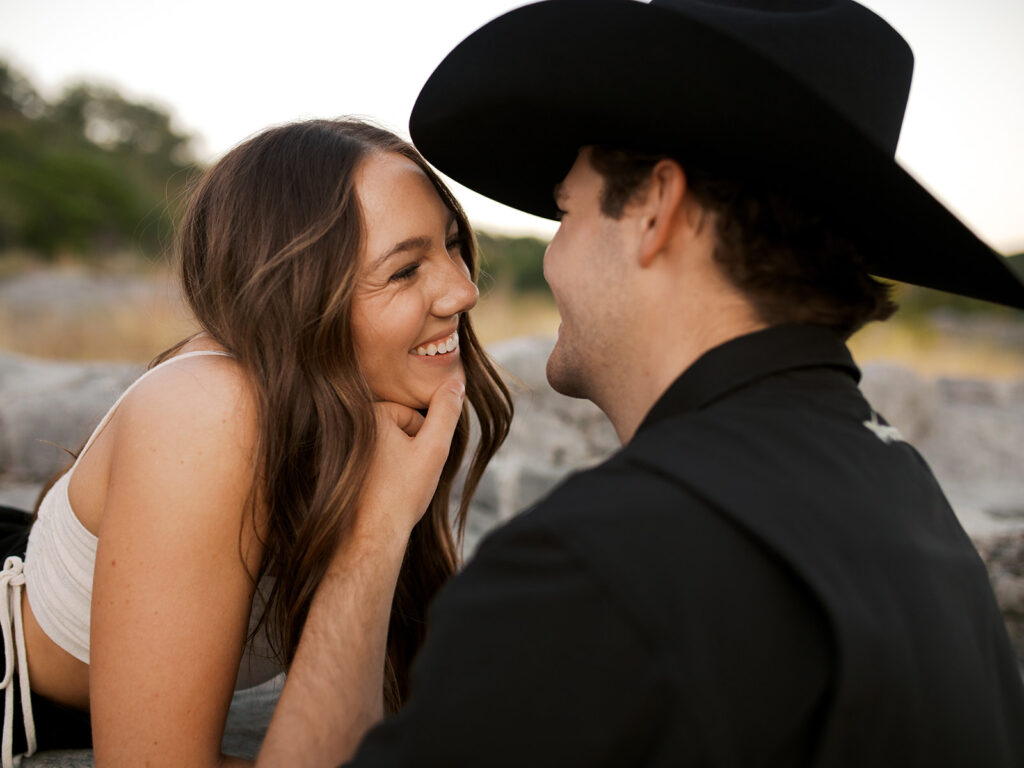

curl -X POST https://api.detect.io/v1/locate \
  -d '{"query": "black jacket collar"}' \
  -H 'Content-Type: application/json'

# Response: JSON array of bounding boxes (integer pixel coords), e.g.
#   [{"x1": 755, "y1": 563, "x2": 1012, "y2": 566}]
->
[{"x1": 637, "y1": 324, "x2": 861, "y2": 435}]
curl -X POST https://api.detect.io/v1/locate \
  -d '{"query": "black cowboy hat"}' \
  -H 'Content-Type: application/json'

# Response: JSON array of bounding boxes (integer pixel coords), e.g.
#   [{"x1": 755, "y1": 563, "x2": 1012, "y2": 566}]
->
[{"x1": 410, "y1": 0, "x2": 1024, "y2": 309}]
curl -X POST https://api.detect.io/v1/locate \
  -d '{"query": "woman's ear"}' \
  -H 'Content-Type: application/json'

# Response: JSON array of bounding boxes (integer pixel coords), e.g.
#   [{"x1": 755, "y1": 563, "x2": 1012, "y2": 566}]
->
[{"x1": 637, "y1": 158, "x2": 687, "y2": 268}]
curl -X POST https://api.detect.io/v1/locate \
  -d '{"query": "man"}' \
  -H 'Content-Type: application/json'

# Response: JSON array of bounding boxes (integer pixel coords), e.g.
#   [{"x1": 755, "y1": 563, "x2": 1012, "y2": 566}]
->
[{"x1": 260, "y1": 1, "x2": 1024, "y2": 765}]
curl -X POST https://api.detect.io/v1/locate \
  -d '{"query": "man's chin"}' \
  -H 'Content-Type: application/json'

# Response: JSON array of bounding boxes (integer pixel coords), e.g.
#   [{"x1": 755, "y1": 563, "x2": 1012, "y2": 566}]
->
[{"x1": 545, "y1": 345, "x2": 589, "y2": 400}]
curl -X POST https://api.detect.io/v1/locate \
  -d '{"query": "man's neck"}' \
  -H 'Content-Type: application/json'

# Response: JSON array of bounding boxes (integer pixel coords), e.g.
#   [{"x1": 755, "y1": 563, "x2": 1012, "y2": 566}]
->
[
  {"x1": 595, "y1": 311, "x2": 768, "y2": 445},
  {"x1": 583, "y1": 201, "x2": 768, "y2": 445}
]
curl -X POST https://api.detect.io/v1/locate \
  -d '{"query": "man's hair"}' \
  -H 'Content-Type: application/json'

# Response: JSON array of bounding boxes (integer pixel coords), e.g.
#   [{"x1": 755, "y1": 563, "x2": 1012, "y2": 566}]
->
[{"x1": 589, "y1": 147, "x2": 897, "y2": 338}]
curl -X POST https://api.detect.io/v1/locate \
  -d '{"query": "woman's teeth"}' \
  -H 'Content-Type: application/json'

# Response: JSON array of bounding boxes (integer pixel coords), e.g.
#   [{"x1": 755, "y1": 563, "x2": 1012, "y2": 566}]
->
[{"x1": 414, "y1": 331, "x2": 459, "y2": 357}]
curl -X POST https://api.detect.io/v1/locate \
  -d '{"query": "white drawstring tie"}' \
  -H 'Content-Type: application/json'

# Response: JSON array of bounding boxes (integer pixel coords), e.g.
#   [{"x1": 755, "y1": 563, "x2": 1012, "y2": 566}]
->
[{"x1": 0, "y1": 556, "x2": 36, "y2": 768}]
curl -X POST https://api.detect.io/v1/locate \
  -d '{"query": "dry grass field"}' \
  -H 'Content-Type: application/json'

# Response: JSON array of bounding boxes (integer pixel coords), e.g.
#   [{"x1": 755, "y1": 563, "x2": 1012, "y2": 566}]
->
[
  {"x1": 848, "y1": 320, "x2": 1024, "y2": 378},
  {"x1": 0, "y1": 255, "x2": 196, "y2": 362},
  {"x1": 1, "y1": 256, "x2": 1023, "y2": 378}
]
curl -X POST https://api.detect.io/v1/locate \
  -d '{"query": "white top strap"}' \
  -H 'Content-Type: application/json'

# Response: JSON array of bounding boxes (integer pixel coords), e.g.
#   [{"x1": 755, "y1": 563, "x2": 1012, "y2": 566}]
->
[
  {"x1": 0, "y1": 556, "x2": 35, "y2": 768},
  {"x1": 76, "y1": 350, "x2": 234, "y2": 461}
]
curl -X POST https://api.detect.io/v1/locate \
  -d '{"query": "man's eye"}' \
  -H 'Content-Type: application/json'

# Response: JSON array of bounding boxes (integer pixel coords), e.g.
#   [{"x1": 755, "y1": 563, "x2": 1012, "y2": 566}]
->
[{"x1": 389, "y1": 263, "x2": 419, "y2": 282}]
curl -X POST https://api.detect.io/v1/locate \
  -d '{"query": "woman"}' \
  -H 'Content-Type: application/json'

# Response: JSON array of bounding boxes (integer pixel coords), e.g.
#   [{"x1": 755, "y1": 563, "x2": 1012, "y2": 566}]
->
[{"x1": 0, "y1": 118, "x2": 512, "y2": 767}]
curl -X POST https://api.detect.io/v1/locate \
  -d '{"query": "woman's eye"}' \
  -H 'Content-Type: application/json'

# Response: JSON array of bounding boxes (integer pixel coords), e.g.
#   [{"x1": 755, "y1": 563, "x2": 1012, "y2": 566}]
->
[
  {"x1": 389, "y1": 263, "x2": 419, "y2": 282},
  {"x1": 446, "y1": 235, "x2": 464, "y2": 253},
  {"x1": 554, "y1": 207, "x2": 567, "y2": 221}
]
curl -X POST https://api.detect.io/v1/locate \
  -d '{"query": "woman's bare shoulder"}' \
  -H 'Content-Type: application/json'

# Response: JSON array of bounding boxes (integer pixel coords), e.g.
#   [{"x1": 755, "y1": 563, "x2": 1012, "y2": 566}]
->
[
  {"x1": 90, "y1": 350, "x2": 267, "y2": 551},
  {"x1": 111, "y1": 351, "x2": 260, "y2": 473}
]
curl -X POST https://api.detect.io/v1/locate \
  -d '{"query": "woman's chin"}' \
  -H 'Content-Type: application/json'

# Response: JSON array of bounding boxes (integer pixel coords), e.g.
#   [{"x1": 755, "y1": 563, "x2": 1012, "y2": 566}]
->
[
  {"x1": 371, "y1": 390, "x2": 430, "y2": 412},
  {"x1": 385, "y1": 382, "x2": 464, "y2": 411},
  {"x1": 374, "y1": 369, "x2": 466, "y2": 413}
]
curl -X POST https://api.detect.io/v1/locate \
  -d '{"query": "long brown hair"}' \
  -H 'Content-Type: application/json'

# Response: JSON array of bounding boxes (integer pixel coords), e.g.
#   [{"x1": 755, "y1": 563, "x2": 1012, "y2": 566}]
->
[{"x1": 155, "y1": 119, "x2": 512, "y2": 711}]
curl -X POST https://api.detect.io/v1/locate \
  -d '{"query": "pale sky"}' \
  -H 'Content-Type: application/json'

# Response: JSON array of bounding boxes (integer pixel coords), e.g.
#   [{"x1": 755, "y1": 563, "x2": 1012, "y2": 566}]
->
[{"x1": 2, "y1": 0, "x2": 1022, "y2": 251}]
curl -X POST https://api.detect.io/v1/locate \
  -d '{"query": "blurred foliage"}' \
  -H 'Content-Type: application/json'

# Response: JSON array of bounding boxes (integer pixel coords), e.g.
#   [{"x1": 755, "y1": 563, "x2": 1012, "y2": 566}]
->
[
  {"x1": 475, "y1": 231, "x2": 550, "y2": 294},
  {"x1": 0, "y1": 61, "x2": 196, "y2": 258},
  {"x1": 473, "y1": 231, "x2": 1024, "y2": 324},
  {"x1": 1, "y1": 56, "x2": 1020, "y2": 329},
  {"x1": 1008, "y1": 252, "x2": 1024, "y2": 279}
]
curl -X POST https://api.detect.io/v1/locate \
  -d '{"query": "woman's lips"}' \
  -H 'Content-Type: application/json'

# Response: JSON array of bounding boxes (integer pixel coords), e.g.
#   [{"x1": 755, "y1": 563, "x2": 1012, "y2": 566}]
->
[{"x1": 411, "y1": 330, "x2": 459, "y2": 357}]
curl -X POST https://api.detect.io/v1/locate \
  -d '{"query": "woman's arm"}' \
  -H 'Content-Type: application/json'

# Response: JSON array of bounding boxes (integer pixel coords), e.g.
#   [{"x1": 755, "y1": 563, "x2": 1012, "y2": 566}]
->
[
  {"x1": 256, "y1": 379, "x2": 466, "y2": 768},
  {"x1": 89, "y1": 358, "x2": 264, "y2": 768}
]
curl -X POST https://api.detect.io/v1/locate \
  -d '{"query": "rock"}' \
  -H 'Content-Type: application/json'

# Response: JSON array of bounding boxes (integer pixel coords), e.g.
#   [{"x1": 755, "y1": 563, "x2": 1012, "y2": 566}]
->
[
  {"x1": 219, "y1": 674, "x2": 284, "y2": 759},
  {"x1": 0, "y1": 481, "x2": 44, "y2": 512},
  {"x1": 860, "y1": 364, "x2": 938, "y2": 444},
  {"x1": 862, "y1": 366, "x2": 1024, "y2": 537},
  {"x1": 0, "y1": 269, "x2": 172, "y2": 317},
  {"x1": 469, "y1": 346, "x2": 1024, "y2": 542},
  {"x1": 1, "y1": 341, "x2": 1022, "y2": 666},
  {"x1": 465, "y1": 341, "x2": 1024, "y2": 663},
  {"x1": 20, "y1": 675, "x2": 282, "y2": 766},
  {"x1": 21, "y1": 750, "x2": 92, "y2": 767},
  {"x1": 974, "y1": 534, "x2": 1024, "y2": 662},
  {"x1": 459, "y1": 336, "x2": 618, "y2": 552},
  {"x1": 827, "y1": 363, "x2": 1024, "y2": 664},
  {"x1": 0, "y1": 352, "x2": 140, "y2": 484}
]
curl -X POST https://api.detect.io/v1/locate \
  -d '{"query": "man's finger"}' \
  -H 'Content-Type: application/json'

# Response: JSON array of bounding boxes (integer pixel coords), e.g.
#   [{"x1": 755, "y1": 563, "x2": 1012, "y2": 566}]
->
[{"x1": 415, "y1": 379, "x2": 465, "y2": 453}]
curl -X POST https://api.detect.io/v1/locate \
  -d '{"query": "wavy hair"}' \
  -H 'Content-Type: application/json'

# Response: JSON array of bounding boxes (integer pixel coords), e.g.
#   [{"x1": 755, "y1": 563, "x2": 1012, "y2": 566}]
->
[{"x1": 154, "y1": 119, "x2": 512, "y2": 712}]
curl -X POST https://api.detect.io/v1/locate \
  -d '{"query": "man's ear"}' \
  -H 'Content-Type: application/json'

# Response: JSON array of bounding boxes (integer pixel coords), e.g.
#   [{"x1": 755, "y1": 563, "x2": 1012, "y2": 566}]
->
[{"x1": 637, "y1": 159, "x2": 686, "y2": 268}]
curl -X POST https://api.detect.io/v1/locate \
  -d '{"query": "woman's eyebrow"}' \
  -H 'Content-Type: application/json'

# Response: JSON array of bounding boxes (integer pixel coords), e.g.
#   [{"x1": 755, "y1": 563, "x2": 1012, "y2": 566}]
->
[
  {"x1": 373, "y1": 235, "x2": 433, "y2": 271},
  {"x1": 372, "y1": 214, "x2": 459, "y2": 270}
]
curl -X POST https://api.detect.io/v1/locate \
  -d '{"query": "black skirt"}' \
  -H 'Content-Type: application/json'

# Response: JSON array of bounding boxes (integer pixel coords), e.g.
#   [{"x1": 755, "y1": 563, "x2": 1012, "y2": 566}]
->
[{"x1": 0, "y1": 504, "x2": 92, "y2": 755}]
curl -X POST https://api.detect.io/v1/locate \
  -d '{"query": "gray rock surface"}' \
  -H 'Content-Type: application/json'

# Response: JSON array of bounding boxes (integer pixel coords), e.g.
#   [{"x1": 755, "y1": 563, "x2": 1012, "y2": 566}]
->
[
  {"x1": 3, "y1": 338, "x2": 1023, "y2": 765},
  {"x1": 466, "y1": 340, "x2": 1024, "y2": 662},
  {"x1": 0, "y1": 481, "x2": 44, "y2": 512},
  {"x1": 458, "y1": 336, "x2": 618, "y2": 550},
  {"x1": 861, "y1": 365, "x2": 1024, "y2": 662},
  {"x1": 0, "y1": 352, "x2": 140, "y2": 489},
  {"x1": 20, "y1": 675, "x2": 283, "y2": 766},
  {"x1": 0, "y1": 269, "x2": 170, "y2": 316},
  {"x1": 862, "y1": 363, "x2": 1024, "y2": 530}
]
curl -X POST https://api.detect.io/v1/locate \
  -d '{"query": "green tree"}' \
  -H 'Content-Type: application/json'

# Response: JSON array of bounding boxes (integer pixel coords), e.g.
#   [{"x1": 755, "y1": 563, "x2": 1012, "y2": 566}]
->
[
  {"x1": 0, "y1": 61, "x2": 196, "y2": 258},
  {"x1": 1008, "y1": 252, "x2": 1023, "y2": 279},
  {"x1": 475, "y1": 231, "x2": 550, "y2": 294},
  {"x1": 0, "y1": 62, "x2": 46, "y2": 119}
]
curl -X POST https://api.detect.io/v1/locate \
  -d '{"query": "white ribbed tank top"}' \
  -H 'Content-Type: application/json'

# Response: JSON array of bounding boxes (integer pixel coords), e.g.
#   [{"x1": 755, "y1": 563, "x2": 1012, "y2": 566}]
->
[{"x1": 24, "y1": 350, "x2": 234, "y2": 664}]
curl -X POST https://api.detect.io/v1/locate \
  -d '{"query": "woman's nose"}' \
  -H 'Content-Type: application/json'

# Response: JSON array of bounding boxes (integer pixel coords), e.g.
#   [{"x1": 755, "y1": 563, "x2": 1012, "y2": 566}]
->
[{"x1": 432, "y1": 253, "x2": 478, "y2": 318}]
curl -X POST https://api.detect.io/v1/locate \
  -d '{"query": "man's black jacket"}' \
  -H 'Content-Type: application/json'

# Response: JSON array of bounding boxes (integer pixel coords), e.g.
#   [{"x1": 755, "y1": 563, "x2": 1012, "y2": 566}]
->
[{"x1": 348, "y1": 324, "x2": 1024, "y2": 766}]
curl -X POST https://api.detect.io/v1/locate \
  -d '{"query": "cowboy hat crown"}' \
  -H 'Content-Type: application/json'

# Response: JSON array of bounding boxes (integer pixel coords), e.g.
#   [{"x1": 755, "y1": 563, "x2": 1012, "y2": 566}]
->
[
  {"x1": 651, "y1": 0, "x2": 913, "y2": 153},
  {"x1": 411, "y1": 0, "x2": 1024, "y2": 308}
]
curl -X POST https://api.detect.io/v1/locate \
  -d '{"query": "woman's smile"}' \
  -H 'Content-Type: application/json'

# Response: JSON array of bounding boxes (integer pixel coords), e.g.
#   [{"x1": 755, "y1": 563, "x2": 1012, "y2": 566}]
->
[
  {"x1": 351, "y1": 151, "x2": 477, "y2": 409},
  {"x1": 411, "y1": 329, "x2": 459, "y2": 358}
]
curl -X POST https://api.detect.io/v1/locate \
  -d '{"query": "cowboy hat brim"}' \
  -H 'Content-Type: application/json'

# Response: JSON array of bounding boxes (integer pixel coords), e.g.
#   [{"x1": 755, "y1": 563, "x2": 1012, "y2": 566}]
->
[{"x1": 410, "y1": 0, "x2": 1024, "y2": 309}]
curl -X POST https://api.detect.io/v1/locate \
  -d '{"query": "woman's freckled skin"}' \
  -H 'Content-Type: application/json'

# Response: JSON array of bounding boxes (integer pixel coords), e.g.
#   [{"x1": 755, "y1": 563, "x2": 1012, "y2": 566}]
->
[{"x1": 349, "y1": 152, "x2": 478, "y2": 410}]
